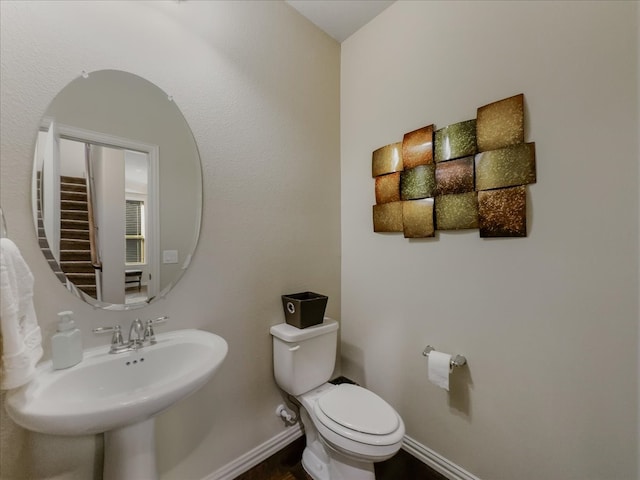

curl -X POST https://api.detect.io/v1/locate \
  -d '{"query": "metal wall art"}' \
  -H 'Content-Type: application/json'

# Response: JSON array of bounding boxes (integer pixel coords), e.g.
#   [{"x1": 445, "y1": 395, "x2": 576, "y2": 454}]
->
[{"x1": 372, "y1": 93, "x2": 536, "y2": 238}]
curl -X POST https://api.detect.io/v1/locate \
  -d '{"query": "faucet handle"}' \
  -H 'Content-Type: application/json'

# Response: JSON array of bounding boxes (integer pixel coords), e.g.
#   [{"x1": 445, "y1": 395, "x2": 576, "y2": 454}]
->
[
  {"x1": 93, "y1": 325, "x2": 124, "y2": 346},
  {"x1": 143, "y1": 316, "x2": 169, "y2": 345},
  {"x1": 146, "y1": 316, "x2": 168, "y2": 326}
]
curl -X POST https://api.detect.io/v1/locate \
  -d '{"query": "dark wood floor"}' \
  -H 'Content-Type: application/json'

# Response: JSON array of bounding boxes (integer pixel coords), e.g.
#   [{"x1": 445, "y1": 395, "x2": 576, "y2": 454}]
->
[{"x1": 234, "y1": 435, "x2": 447, "y2": 480}]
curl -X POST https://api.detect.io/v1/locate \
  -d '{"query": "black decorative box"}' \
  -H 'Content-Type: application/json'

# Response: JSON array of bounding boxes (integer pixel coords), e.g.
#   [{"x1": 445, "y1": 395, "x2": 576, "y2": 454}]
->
[{"x1": 281, "y1": 292, "x2": 328, "y2": 329}]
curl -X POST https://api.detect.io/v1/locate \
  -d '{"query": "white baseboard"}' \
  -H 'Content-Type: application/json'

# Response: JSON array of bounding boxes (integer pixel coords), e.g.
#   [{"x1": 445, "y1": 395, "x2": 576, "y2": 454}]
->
[
  {"x1": 204, "y1": 423, "x2": 304, "y2": 480},
  {"x1": 204, "y1": 427, "x2": 477, "y2": 480},
  {"x1": 402, "y1": 435, "x2": 480, "y2": 480}
]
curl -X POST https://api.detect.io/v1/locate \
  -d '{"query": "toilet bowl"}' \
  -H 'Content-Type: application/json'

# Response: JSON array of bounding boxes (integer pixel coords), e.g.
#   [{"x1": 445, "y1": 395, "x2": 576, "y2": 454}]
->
[
  {"x1": 271, "y1": 319, "x2": 405, "y2": 480},
  {"x1": 299, "y1": 382, "x2": 405, "y2": 477}
]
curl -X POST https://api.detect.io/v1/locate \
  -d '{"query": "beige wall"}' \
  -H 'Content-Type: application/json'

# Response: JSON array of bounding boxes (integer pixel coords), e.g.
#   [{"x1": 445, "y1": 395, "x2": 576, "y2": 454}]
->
[
  {"x1": 341, "y1": 1, "x2": 638, "y2": 479},
  {"x1": 0, "y1": 1, "x2": 340, "y2": 479}
]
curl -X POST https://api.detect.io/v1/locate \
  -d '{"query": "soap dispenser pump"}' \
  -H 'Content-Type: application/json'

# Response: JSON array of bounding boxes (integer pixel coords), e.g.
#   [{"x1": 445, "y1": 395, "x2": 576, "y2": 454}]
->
[{"x1": 51, "y1": 311, "x2": 83, "y2": 370}]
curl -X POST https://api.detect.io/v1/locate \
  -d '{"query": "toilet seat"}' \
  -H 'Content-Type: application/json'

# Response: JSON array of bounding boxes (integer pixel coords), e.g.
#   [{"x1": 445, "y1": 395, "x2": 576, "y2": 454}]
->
[{"x1": 313, "y1": 384, "x2": 403, "y2": 446}]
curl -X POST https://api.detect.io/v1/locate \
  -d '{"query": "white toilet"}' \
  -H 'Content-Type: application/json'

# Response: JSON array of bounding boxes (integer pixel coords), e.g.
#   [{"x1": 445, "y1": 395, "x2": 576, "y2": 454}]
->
[{"x1": 270, "y1": 318, "x2": 405, "y2": 480}]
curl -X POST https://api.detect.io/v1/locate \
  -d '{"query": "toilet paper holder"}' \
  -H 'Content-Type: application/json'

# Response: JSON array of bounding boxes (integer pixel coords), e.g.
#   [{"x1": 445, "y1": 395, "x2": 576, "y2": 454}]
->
[{"x1": 422, "y1": 345, "x2": 467, "y2": 369}]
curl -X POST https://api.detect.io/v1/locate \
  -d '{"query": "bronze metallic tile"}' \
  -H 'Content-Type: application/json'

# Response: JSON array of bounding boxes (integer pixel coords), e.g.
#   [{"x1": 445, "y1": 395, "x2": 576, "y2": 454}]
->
[
  {"x1": 402, "y1": 199, "x2": 435, "y2": 238},
  {"x1": 478, "y1": 186, "x2": 527, "y2": 237},
  {"x1": 435, "y1": 156, "x2": 474, "y2": 195},
  {"x1": 372, "y1": 142, "x2": 403, "y2": 177},
  {"x1": 400, "y1": 164, "x2": 436, "y2": 200},
  {"x1": 402, "y1": 125, "x2": 434, "y2": 169},
  {"x1": 475, "y1": 142, "x2": 536, "y2": 191},
  {"x1": 434, "y1": 119, "x2": 477, "y2": 162},
  {"x1": 373, "y1": 201, "x2": 403, "y2": 232},
  {"x1": 375, "y1": 172, "x2": 401, "y2": 204},
  {"x1": 435, "y1": 192, "x2": 479, "y2": 230},
  {"x1": 476, "y1": 94, "x2": 524, "y2": 152}
]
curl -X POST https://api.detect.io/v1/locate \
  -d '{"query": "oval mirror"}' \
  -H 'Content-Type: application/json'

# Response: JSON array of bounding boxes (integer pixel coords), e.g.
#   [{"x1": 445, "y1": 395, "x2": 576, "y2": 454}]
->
[{"x1": 32, "y1": 70, "x2": 202, "y2": 310}]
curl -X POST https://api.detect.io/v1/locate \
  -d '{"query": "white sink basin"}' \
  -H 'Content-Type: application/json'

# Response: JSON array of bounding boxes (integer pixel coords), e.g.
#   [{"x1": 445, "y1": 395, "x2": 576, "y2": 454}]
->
[{"x1": 6, "y1": 328, "x2": 228, "y2": 436}]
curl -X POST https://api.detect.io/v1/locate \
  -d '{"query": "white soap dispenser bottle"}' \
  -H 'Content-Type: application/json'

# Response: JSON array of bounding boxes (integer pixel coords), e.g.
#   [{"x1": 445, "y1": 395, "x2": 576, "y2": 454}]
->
[{"x1": 51, "y1": 311, "x2": 83, "y2": 370}]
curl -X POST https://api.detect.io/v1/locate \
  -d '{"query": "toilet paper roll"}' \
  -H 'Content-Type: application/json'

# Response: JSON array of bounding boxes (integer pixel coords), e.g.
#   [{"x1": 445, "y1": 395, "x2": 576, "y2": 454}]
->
[{"x1": 428, "y1": 351, "x2": 452, "y2": 391}]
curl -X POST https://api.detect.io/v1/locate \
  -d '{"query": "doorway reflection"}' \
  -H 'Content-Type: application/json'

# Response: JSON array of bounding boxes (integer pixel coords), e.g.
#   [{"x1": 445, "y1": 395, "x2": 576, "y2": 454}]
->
[{"x1": 37, "y1": 131, "x2": 154, "y2": 304}]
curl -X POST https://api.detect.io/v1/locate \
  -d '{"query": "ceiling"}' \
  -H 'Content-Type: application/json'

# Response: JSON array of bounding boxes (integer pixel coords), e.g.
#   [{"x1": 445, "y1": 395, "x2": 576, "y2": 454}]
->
[{"x1": 285, "y1": 0, "x2": 395, "y2": 42}]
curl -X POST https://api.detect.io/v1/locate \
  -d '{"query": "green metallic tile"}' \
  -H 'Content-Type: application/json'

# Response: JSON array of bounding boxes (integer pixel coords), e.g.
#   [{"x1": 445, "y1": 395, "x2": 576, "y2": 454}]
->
[
  {"x1": 475, "y1": 142, "x2": 536, "y2": 191},
  {"x1": 435, "y1": 156, "x2": 474, "y2": 195},
  {"x1": 375, "y1": 172, "x2": 401, "y2": 204},
  {"x1": 434, "y1": 119, "x2": 477, "y2": 162},
  {"x1": 478, "y1": 186, "x2": 527, "y2": 237},
  {"x1": 476, "y1": 93, "x2": 524, "y2": 152},
  {"x1": 400, "y1": 164, "x2": 436, "y2": 200},
  {"x1": 372, "y1": 142, "x2": 403, "y2": 177},
  {"x1": 402, "y1": 124, "x2": 434, "y2": 169},
  {"x1": 402, "y1": 199, "x2": 435, "y2": 238},
  {"x1": 373, "y1": 201, "x2": 403, "y2": 232},
  {"x1": 435, "y1": 192, "x2": 479, "y2": 230}
]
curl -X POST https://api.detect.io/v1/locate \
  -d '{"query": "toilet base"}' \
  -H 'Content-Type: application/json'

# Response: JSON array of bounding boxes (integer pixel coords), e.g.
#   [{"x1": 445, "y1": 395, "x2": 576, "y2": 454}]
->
[
  {"x1": 302, "y1": 445, "x2": 330, "y2": 480},
  {"x1": 302, "y1": 445, "x2": 376, "y2": 480},
  {"x1": 299, "y1": 404, "x2": 377, "y2": 480}
]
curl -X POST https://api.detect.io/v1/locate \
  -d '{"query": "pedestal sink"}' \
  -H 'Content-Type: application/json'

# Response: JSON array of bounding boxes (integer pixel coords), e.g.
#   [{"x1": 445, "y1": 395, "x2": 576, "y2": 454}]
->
[{"x1": 5, "y1": 328, "x2": 228, "y2": 480}]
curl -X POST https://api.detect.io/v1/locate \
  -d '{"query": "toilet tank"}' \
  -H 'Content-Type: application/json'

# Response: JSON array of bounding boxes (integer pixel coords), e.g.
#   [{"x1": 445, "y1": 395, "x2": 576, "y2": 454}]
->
[{"x1": 270, "y1": 318, "x2": 338, "y2": 396}]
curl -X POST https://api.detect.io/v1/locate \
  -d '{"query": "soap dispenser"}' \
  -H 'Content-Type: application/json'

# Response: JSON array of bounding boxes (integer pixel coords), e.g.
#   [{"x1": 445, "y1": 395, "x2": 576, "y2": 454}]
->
[{"x1": 51, "y1": 311, "x2": 83, "y2": 370}]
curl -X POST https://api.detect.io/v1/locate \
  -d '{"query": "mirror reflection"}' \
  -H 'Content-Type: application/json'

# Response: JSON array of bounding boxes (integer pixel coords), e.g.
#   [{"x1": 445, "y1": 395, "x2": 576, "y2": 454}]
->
[{"x1": 33, "y1": 70, "x2": 202, "y2": 310}]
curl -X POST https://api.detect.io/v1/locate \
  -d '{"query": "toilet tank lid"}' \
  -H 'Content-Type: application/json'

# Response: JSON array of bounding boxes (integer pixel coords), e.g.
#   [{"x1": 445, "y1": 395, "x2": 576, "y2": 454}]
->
[{"x1": 270, "y1": 318, "x2": 338, "y2": 342}]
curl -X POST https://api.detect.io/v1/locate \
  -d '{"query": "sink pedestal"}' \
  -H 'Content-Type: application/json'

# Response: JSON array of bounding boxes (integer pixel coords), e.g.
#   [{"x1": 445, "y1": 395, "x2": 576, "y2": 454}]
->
[{"x1": 104, "y1": 418, "x2": 157, "y2": 480}]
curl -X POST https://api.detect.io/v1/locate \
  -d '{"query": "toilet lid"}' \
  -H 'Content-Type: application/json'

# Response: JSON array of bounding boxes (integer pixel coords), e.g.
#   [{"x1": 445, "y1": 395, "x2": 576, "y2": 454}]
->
[{"x1": 316, "y1": 384, "x2": 399, "y2": 435}]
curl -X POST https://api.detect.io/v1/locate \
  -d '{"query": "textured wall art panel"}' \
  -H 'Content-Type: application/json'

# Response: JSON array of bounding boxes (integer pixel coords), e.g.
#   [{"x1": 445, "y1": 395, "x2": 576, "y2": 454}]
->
[
  {"x1": 478, "y1": 186, "x2": 527, "y2": 237},
  {"x1": 375, "y1": 172, "x2": 401, "y2": 204},
  {"x1": 476, "y1": 93, "x2": 525, "y2": 152},
  {"x1": 373, "y1": 201, "x2": 404, "y2": 232},
  {"x1": 434, "y1": 119, "x2": 477, "y2": 162},
  {"x1": 400, "y1": 164, "x2": 436, "y2": 200},
  {"x1": 475, "y1": 142, "x2": 536, "y2": 191},
  {"x1": 435, "y1": 156, "x2": 475, "y2": 195},
  {"x1": 435, "y1": 192, "x2": 479, "y2": 230},
  {"x1": 402, "y1": 124, "x2": 434, "y2": 169},
  {"x1": 371, "y1": 93, "x2": 536, "y2": 239},
  {"x1": 402, "y1": 198, "x2": 435, "y2": 238},
  {"x1": 372, "y1": 142, "x2": 403, "y2": 177}
]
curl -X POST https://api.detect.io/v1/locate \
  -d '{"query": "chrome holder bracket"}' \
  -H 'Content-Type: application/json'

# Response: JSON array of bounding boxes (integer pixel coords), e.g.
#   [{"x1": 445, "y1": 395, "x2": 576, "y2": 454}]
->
[{"x1": 422, "y1": 345, "x2": 467, "y2": 369}]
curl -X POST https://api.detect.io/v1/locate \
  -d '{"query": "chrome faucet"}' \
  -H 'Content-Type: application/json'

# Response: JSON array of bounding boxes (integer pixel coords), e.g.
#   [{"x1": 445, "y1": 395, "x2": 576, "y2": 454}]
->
[
  {"x1": 128, "y1": 318, "x2": 144, "y2": 348},
  {"x1": 93, "y1": 316, "x2": 169, "y2": 354}
]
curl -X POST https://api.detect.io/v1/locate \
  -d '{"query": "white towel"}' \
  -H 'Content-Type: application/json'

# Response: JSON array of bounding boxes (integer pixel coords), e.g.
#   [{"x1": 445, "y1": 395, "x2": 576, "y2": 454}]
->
[{"x1": 0, "y1": 238, "x2": 43, "y2": 390}]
